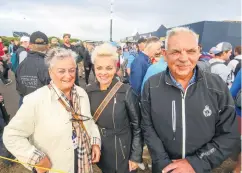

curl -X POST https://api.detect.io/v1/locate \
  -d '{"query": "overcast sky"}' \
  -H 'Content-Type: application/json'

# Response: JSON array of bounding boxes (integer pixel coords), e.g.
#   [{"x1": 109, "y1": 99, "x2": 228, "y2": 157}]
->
[{"x1": 0, "y1": 0, "x2": 241, "y2": 41}]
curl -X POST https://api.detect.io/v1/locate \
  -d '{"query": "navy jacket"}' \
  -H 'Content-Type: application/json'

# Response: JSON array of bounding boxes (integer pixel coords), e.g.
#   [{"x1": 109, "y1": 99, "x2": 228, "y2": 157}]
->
[{"x1": 130, "y1": 52, "x2": 151, "y2": 95}]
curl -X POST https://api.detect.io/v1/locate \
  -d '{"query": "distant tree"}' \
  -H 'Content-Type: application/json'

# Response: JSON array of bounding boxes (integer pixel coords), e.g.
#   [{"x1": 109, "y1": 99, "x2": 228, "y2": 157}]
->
[{"x1": 0, "y1": 36, "x2": 18, "y2": 47}]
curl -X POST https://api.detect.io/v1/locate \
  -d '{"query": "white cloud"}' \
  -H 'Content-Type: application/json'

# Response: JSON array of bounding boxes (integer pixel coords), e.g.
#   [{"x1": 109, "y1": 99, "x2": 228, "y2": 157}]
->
[{"x1": 0, "y1": 0, "x2": 241, "y2": 40}]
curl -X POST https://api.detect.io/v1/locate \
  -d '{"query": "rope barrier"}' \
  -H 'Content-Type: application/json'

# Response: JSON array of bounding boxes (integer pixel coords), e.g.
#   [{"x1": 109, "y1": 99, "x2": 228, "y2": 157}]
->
[{"x1": 0, "y1": 155, "x2": 67, "y2": 173}]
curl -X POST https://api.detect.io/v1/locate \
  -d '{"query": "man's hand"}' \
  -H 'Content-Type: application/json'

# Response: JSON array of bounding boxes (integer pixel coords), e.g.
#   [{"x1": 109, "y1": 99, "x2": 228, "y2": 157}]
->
[
  {"x1": 129, "y1": 160, "x2": 139, "y2": 172},
  {"x1": 35, "y1": 156, "x2": 52, "y2": 173},
  {"x1": 162, "y1": 159, "x2": 195, "y2": 173},
  {"x1": 92, "y1": 145, "x2": 100, "y2": 163},
  {"x1": 0, "y1": 95, "x2": 3, "y2": 103}
]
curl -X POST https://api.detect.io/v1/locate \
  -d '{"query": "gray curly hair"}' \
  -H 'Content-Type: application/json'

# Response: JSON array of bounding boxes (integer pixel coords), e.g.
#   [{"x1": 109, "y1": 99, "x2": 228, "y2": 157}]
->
[{"x1": 45, "y1": 47, "x2": 77, "y2": 68}]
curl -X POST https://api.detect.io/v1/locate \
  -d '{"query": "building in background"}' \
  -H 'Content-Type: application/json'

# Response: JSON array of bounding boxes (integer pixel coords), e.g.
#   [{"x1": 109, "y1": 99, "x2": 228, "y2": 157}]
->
[
  {"x1": 13, "y1": 31, "x2": 30, "y2": 37},
  {"x1": 122, "y1": 21, "x2": 241, "y2": 51}
]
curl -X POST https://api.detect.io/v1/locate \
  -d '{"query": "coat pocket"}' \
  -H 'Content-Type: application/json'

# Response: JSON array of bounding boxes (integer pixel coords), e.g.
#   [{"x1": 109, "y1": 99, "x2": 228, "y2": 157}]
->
[
  {"x1": 119, "y1": 138, "x2": 126, "y2": 160},
  {"x1": 172, "y1": 100, "x2": 176, "y2": 140}
]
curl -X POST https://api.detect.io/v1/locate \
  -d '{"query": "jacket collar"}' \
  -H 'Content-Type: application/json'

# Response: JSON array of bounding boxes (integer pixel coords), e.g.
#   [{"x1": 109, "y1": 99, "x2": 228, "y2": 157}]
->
[
  {"x1": 164, "y1": 66, "x2": 203, "y2": 87},
  {"x1": 28, "y1": 51, "x2": 46, "y2": 58}
]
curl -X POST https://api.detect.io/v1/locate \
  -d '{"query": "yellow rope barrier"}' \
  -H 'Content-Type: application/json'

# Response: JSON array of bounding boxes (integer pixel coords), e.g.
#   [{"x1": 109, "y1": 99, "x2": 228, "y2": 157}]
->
[{"x1": 0, "y1": 155, "x2": 67, "y2": 173}]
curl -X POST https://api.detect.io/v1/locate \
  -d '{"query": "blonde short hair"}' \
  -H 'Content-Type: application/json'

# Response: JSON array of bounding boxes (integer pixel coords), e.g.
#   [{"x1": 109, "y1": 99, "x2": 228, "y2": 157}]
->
[{"x1": 91, "y1": 43, "x2": 118, "y2": 63}]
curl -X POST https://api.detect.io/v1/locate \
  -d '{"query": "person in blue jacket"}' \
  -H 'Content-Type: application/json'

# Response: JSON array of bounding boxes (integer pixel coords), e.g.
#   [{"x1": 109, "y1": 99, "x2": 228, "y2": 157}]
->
[
  {"x1": 141, "y1": 57, "x2": 167, "y2": 92},
  {"x1": 130, "y1": 37, "x2": 161, "y2": 95},
  {"x1": 230, "y1": 69, "x2": 241, "y2": 173}
]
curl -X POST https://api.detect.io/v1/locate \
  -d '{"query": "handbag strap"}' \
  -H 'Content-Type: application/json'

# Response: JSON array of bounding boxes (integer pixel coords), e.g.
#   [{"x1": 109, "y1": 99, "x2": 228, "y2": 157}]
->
[{"x1": 93, "y1": 81, "x2": 123, "y2": 122}]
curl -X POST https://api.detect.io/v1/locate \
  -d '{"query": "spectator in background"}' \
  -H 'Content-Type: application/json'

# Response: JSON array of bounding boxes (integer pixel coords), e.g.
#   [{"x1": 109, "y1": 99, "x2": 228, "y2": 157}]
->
[
  {"x1": 228, "y1": 45, "x2": 242, "y2": 77},
  {"x1": 130, "y1": 37, "x2": 161, "y2": 95},
  {"x1": 209, "y1": 47, "x2": 217, "y2": 58},
  {"x1": 62, "y1": 33, "x2": 76, "y2": 51},
  {"x1": 0, "y1": 38, "x2": 12, "y2": 85},
  {"x1": 13, "y1": 40, "x2": 19, "y2": 53},
  {"x1": 75, "y1": 41, "x2": 86, "y2": 79},
  {"x1": 198, "y1": 44, "x2": 212, "y2": 62},
  {"x1": 8, "y1": 40, "x2": 14, "y2": 55},
  {"x1": 62, "y1": 33, "x2": 80, "y2": 86},
  {"x1": 16, "y1": 31, "x2": 50, "y2": 107},
  {"x1": 209, "y1": 42, "x2": 234, "y2": 87},
  {"x1": 230, "y1": 69, "x2": 241, "y2": 173},
  {"x1": 0, "y1": 94, "x2": 14, "y2": 166},
  {"x1": 16, "y1": 36, "x2": 30, "y2": 64},
  {"x1": 50, "y1": 37, "x2": 59, "y2": 48},
  {"x1": 141, "y1": 42, "x2": 167, "y2": 92},
  {"x1": 84, "y1": 42, "x2": 95, "y2": 86},
  {"x1": 127, "y1": 38, "x2": 147, "y2": 76}
]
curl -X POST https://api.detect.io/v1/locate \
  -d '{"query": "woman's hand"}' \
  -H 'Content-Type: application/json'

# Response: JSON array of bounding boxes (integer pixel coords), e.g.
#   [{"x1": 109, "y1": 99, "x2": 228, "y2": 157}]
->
[
  {"x1": 92, "y1": 145, "x2": 101, "y2": 163},
  {"x1": 129, "y1": 160, "x2": 139, "y2": 172},
  {"x1": 35, "y1": 156, "x2": 52, "y2": 173}
]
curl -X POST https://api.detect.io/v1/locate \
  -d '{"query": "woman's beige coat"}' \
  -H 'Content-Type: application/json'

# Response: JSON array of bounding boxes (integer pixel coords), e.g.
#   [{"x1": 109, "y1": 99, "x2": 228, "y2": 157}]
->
[{"x1": 3, "y1": 86, "x2": 101, "y2": 173}]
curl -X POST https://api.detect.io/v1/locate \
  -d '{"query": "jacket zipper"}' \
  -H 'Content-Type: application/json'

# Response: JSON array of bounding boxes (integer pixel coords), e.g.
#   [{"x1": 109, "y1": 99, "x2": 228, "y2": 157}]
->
[
  {"x1": 180, "y1": 83, "x2": 195, "y2": 159},
  {"x1": 172, "y1": 100, "x2": 176, "y2": 140},
  {"x1": 112, "y1": 96, "x2": 118, "y2": 170},
  {"x1": 119, "y1": 138, "x2": 126, "y2": 159}
]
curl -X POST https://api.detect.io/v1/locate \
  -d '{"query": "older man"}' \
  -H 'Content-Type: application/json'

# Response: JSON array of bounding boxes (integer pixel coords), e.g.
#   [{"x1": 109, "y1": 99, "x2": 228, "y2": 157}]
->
[{"x1": 141, "y1": 27, "x2": 239, "y2": 173}]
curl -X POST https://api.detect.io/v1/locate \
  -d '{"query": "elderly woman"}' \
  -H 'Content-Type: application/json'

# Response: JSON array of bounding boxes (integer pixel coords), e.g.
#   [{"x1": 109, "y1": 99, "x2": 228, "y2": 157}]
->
[
  {"x1": 3, "y1": 48, "x2": 101, "y2": 173},
  {"x1": 86, "y1": 43, "x2": 143, "y2": 173}
]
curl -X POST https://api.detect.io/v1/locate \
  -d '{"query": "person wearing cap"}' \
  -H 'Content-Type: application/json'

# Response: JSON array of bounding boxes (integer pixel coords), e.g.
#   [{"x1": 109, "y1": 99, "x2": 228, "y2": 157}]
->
[
  {"x1": 16, "y1": 31, "x2": 51, "y2": 107},
  {"x1": 209, "y1": 47, "x2": 217, "y2": 58},
  {"x1": 209, "y1": 42, "x2": 234, "y2": 87},
  {"x1": 16, "y1": 36, "x2": 30, "y2": 64},
  {"x1": 62, "y1": 34, "x2": 76, "y2": 51},
  {"x1": 62, "y1": 33, "x2": 80, "y2": 86}
]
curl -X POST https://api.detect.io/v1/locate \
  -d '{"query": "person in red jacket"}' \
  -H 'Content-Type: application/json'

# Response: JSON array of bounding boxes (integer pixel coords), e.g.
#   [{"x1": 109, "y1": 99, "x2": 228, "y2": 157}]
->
[{"x1": 0, "y1": 38, "x2": 12, "y2": 85}]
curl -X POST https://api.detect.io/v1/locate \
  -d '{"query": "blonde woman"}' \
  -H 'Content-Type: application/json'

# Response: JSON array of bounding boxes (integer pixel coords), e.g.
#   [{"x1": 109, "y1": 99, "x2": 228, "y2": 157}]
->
[
  {"x1": 86, "y1": 43, "x2": 143, "y2": 173},
  {"x1": 3, "y1": 48, "x2": 101, "y2": 173}
]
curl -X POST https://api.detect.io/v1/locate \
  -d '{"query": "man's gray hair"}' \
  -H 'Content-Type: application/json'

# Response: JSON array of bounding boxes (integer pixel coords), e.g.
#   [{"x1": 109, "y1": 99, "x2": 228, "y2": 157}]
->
[
  {"x1": 145, "y1": 36, "x2": 161, "y2": 49},
  {"x1": 45, "y1": 47, "x2": 77, "y2": 68},
  {"x1": 165, "y1": 27, "x2": 199, "y2": 50}
]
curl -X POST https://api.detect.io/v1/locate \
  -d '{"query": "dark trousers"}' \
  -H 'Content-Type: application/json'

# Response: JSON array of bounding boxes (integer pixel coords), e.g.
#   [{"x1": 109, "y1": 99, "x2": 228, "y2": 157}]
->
[
  {"x1": 0, "y1": 109, "x2": 14, "y2": 166},
  {"x1": 75, "y1": 67, "x2": 80, "y2": 86},
  {"x1": 0, "y1": 61, "x2": 9, "y2": 83},
  {"x1": 84, "y1": 64, "x2": 95, "y2": 85}
]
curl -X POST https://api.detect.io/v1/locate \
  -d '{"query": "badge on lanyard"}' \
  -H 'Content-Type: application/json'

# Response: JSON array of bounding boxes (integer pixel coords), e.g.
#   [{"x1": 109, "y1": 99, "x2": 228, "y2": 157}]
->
[{"x1": 72, "y1": 130, "x2": 78, "y2": 149}]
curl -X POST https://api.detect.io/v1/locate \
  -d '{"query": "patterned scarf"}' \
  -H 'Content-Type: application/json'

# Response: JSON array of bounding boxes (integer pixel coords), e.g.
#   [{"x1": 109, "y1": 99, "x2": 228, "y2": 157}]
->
[{"x1": 49, "y1": 81, "x2": 93, "y2": 173}]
